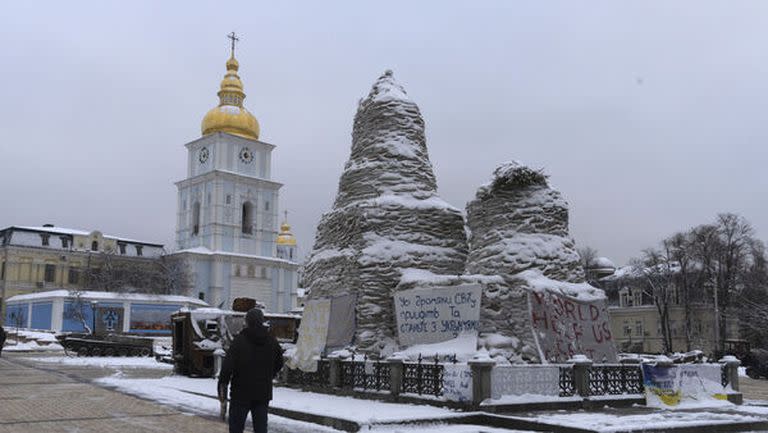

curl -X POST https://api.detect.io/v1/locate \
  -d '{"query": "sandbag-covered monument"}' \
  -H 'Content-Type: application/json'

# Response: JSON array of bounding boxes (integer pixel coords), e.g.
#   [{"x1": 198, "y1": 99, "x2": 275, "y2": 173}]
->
[{"x1": 297, "y1": 70, "x2": 616, "y2": 366}]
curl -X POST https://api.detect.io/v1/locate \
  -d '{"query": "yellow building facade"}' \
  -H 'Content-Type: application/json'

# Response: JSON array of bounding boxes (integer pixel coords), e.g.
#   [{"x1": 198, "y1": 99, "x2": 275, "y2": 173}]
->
[{"x1": 0, "y1": 225, "x2": 164, "y2": 324}]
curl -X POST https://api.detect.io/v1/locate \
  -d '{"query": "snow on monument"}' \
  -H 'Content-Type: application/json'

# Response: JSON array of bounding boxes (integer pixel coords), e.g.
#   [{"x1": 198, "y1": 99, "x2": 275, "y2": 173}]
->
[
  {"x1": 466, "y1": 162, "x2": 617, "y2": 362},
  {"x1": 301, "y1": 70, "x2": 468, "y2": 353},
  {"x1": 466, "y1": 161, "x2": 584, "y2": 282}
]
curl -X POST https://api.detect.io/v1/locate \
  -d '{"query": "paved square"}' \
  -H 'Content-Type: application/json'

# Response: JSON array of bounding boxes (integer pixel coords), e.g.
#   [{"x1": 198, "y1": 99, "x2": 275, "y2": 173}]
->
[{"x1": 0, "y1": 357, "x2": 228, "y2": 433}]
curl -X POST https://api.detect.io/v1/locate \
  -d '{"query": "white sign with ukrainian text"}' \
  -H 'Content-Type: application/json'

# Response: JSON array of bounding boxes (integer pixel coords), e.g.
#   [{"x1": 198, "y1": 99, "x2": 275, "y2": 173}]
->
[{"x1": 394, "y1": 284, "x2": 482, "y2": 347}]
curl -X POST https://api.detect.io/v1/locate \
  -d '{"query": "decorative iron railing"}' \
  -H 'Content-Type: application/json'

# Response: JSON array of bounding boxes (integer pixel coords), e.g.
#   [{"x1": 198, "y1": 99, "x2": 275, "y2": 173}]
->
[
  {"x1": 402, "y1": 355, "x2": 444, "y2": 397},
  {"x1": 587, "y1": 364, "x2": 644, "y2": 396},
  {"x1": 558, "y1": 365, "x2": 576, "y2": 397},
  {"x1": 285, "y1": 359, "x2": 330, "y2": 387},
  {"x1": 339, "y1": 357, "x2": 391, "y2": 392},
  {"x1": 721, "y1": 364, "x2": 729, "y2": 388}
]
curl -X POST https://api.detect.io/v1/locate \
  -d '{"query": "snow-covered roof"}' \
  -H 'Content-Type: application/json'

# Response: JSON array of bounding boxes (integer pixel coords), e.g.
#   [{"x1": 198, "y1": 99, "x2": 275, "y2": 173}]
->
[
  {"x1": 513, "y1": 270, "x2": 606, "y2": 302},
  {"x1": 7, "y1": 290, "x2": 208, "y2": 306},
  {"x1": 173, "y1": 246, "x2": 298, "y2": 266},
  {"x1": 6, "y1": 225, "x2": 163, "y2": 247},
  {"x1": 590, "y1": 256, "x2": 616, "y2": 270}
]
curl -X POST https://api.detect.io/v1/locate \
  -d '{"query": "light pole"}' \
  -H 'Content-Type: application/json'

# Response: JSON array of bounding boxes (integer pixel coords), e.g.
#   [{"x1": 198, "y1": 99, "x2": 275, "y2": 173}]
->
[{"x1": 90, "y1": 301, "x2": 98, "y2": 335}]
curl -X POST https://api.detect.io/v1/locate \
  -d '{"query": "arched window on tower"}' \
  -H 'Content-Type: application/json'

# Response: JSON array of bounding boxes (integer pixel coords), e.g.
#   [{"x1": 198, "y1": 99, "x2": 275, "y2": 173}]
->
[
  {"x1": 242, "y1": 201, "x2": 253, "y2": 234},
  {"x1": 192, "y1": 201, "x2": 201, "y2": 236},
  {"x1": 91, "y1": 241, "x2": 98, "y2": 251}
]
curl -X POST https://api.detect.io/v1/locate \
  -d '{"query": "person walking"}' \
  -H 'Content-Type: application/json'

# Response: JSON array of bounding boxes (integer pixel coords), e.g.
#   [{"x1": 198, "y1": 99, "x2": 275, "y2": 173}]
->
[
  {"x1": 0, "y1": 326, "x2": 6, "y2": 358},
  {"x1": 218, "y1": 308, "x2": 284, "y2": 433}
]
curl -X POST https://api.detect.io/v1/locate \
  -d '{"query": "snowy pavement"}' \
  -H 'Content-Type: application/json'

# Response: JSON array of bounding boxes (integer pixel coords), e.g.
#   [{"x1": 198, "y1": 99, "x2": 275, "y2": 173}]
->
[
  {"x1": 9, "y1": 353, "x2": 768, "y2": 432},
  {"x1": 24, "y1": 355, "x2": 174, "y2": 369}
]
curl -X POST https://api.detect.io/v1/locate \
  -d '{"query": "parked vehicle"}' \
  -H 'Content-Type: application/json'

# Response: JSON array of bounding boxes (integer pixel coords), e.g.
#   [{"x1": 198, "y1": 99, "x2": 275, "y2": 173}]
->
[
  {"x1": 57, "y1": 333, "x2": 154, "y2": 357},
  {"x1": 171, "y1": 307, "x2": 299, "y2": 377}
]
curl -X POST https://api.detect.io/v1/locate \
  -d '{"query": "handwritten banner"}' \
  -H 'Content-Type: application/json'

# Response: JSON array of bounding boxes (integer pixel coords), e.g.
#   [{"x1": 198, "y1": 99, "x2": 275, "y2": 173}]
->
[
  {"x1": 443, "y1": 364, "x2": 473, "y2": 402},
  {"x1": 394, "y1": 285, "x2": 482, "y2": 346},
  {"x1": 529, "y1": 291, "x2": 617, "y2": 363},
  {"x1": 642, "y1": 364, "x2": 728, "y2": 408},
  {"x1": 289, "y1": 299, "x2": 331, "y2": 372}
]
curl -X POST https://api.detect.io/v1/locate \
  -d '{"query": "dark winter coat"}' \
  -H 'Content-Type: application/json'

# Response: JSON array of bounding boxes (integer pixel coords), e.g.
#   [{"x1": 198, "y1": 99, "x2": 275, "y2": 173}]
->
[
  {"x1": 0, "y1": 327, "x2": 6, "y2": 344},
  {"x1": 218, "y1": 326, "x2": 283, "y2": 403}
]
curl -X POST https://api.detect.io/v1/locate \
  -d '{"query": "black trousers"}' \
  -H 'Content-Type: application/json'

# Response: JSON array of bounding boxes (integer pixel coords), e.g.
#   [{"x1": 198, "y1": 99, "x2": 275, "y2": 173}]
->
[{"x1": 228, "y1": 400, "x2": 268, "y2": 433}]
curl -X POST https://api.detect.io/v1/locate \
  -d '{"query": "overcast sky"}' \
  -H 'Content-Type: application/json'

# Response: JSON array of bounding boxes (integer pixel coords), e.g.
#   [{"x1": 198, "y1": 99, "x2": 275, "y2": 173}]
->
[{"x1": 2, "y1": 1, "x2": 767, "y2": 266}]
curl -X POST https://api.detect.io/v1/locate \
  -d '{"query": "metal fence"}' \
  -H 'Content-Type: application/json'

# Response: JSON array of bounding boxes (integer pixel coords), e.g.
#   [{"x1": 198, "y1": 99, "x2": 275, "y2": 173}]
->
[
  {"x1": 402, "y1": 355, "x2": 444, "y2": 397},
  {"x1": 285, "y1": 359, "x2": 330, "y2": 387},
  {"x1": 558, "y1": 365, "x2": 576, "y2": 397},
  {"x1": 340, "y1": 357, "x2": 391, "y2": 392},
  {"x1": 587, "y1": 364, "x2": 644, "y2": 396},
  {"x1": 282, "y1": 358, "x2": 733, "y2": 403}
]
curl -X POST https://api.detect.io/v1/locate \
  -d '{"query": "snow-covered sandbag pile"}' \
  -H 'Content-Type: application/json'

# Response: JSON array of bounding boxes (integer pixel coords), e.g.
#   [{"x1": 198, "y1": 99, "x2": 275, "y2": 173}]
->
[
  {"x1": 465, "y1": 162, "x2": 615, "y2": 362},
  {"x1": 302, "y1": 71, "x2": 468, "y2": 353},
  {"x1": 466, "y1": 161, "x2": 584, "y2": 282}
]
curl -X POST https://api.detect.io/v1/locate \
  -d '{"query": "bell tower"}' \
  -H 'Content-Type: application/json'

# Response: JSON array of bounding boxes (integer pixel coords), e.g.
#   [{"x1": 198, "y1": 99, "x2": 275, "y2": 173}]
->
[{"x1": 170, "y1": 34, "x2": 298, "y2": 312}]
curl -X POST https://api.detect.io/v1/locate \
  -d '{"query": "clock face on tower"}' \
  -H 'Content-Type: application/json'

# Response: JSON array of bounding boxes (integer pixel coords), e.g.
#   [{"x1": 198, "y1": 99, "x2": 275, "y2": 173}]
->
[
  {"x1": 239, "y1": 147, "x2": 254, "y2": 164},
  {"x1": 198, "y1": 147, "x2": 210, "y2": 164}
]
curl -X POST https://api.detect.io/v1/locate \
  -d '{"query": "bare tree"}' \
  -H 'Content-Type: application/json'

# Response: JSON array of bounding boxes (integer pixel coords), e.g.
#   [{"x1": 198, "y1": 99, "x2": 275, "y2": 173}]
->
[
  {"x1": 631, "y1": 248, "x2": 676, "y2": 354},
  {"x1": 64, "y1": 289, "x2": 93, "y2": 334},
  {"x1": 578, "y1": 246, "x2": 599, "y2": 282},
  {"x1": 83, "y1": 250, "x2": 191, "y2": 296}
]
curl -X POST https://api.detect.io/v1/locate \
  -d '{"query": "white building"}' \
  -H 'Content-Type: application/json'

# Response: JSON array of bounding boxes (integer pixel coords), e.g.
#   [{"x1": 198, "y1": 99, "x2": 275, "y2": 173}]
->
[
  {"x1": 169, "y1": 47, "x2": 299, "y2": 312},
  {"x1": 5, "y1": 290, "x2": 206, "y2": 334}
]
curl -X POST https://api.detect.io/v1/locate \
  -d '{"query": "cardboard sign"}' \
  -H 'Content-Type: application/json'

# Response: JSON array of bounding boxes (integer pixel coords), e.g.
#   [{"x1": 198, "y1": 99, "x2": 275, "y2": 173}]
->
[
  {"x1": 394, "y1": 285, "x2": 482, "y2": 346},
  {"x1": 289, "y1": 299, "x2": 331, "y2": 372},
  {"x1": 529, "y1": 291, "x2": 617, "y2": 363},
  {"x1": 642, "y1": 364, "x2": 728, "y2": 408},
  {"x1": 443, "y1": 364, "x2": 473, "y2": 402}
]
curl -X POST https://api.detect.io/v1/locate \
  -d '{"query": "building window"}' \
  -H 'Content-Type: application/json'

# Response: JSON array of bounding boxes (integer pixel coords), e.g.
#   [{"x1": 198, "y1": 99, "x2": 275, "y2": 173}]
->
[
  {"x1": 633, "y1": 290, "x2": 642, "y2": 306},
  {"x1": 135, "y1": 245, "x2": 143, "y2": 257},
  {"x1": 60, "y1": 237, "x2": 69, "y2": 248},
  {"x1": 1, "y1": 261, "x2": 5, "y2": 280},
  {"x1": 247, "y1": 265, "x2": 255, "y2": 278},
  {"x1": 242, "y1": 201, "x2": 253, "y2": 234},
  {"x1": 635, "y1": 320, "x2": 643, "y2": 336},
  {"x1": 619, "y1": 291, "x2": 629, "y2": 307},
  {"x1": 192, "y1": 201, "x2": 201, "y2": 235},
  {"x1": 226, "y1": 194, "x2": 232, "y2": 205},
  {"x1": 41, "y1": 234, "x2": 50, "y2": 246},
  {"x1": 118, "y1": 243, "x2": 126, "y2": 255},
  {"x1": 234, "y1": 265, "x2": 241, "y2": 277},
  {"x1": 91, "y1": 241, "x2": 98, "y2": 251},
  {"x1": 264, "y1": 200, "x2": 270, "y2": 211},
  {"x1": 198, "y1": 292, "x2": 205, "y2": 301},
  {"x1": 623, "y1": 321, "x2": 631, "y2": 336},
  {"x1": 44, "y1": 264, "x2": 55, "y2": 283},
  {"x1": 260, "y1": 267, "x2": 267, "y2": 279},
  {"x1": 68, "y1": 268, "x2": 80, "y2": 285}
]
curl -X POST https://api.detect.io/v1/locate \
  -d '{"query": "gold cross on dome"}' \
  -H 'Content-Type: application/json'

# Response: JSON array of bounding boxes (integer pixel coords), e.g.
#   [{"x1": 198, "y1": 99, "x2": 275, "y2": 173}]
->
[{"x1": 227, "y1": 32, "x2": 240, "y2": 56}]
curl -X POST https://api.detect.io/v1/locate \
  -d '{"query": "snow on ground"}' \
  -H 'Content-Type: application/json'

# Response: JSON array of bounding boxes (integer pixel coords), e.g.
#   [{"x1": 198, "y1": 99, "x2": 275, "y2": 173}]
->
[
  {"x1": 8, "y1": 329, "x2": 60, "y2": 342},
  {"x1": 368, "y1": 425, "x2": 535, "y2": 433},
  {"x1": 24, "y1": 355, "x2": 172, "y2": 369},
  {"x1": 96, "y1": 375, "x2": 340, "y2": 432},
  {"x1": 511, "y1": 407, "x2": 765, "y2": 432},
  {"x1": 98, "y1": 375, "x2": 460, "y2": 424},
  {"x1": 3, "y1": 340, "x2": 63, "y2": 352}
]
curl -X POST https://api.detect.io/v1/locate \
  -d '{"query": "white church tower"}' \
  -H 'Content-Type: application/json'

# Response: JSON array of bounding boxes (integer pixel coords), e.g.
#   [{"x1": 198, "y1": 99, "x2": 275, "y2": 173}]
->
[{"x1": 171, "y1": 35, "x2": 299, "y2": 312}]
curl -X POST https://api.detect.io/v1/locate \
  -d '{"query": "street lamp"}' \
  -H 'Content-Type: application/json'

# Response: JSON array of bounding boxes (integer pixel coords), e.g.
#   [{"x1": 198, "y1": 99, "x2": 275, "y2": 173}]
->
[{"x1": 90, "y1": 301, "x2": 98, "y2": 335}]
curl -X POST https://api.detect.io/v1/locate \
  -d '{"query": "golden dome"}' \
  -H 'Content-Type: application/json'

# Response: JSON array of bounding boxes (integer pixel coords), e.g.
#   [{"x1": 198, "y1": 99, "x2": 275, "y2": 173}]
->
[
  {"x1": 201, "y1": 54, "x2": 260, "y2": 140},
  {"x1": 277, "y1": 221, "x2": 297, "y2": 247}
]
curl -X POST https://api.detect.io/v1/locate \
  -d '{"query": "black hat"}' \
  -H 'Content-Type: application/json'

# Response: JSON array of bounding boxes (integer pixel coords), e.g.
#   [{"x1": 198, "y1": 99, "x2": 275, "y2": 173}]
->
[{"x1": 245, "y1": 308, "x2": 264, "y2": 328}]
